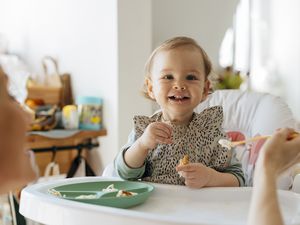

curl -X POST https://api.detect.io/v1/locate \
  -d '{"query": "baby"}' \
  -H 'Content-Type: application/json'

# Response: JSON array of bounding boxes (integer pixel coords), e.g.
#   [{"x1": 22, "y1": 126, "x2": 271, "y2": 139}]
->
[{"x1": 115, "y1": 37, "x2": 245, "y2": 188}]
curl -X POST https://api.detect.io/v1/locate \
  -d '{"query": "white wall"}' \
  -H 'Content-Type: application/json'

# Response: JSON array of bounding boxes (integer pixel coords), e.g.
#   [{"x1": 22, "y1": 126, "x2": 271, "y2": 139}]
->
[
  {"x1": 249, "y1": 0, "x2": 300, "y2": 121},
  {"x1": 270, "y1": 0, "x2": 300, "y2": 120},
  {"x1": 0, "y1": 0, "x2": 119, "y2": 173},
  {"x1": 118, "y1": 0, "x2": 153, "y2": 151},
  {"x1": 0, "y1": 0, "x2": 153, "y2": 173},
  {"x1": 152, "y1": 0, "x2": 238, "y2": 69}
]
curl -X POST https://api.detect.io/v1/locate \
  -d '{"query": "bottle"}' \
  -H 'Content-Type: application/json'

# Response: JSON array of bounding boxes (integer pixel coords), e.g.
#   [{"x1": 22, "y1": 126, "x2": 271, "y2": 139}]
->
[
  {"x1": 77, "y1": 96, "x2": 103, "y2": 130},
  {"x1": 62, "y1": 105, "x2": 79, "y2": 129}
]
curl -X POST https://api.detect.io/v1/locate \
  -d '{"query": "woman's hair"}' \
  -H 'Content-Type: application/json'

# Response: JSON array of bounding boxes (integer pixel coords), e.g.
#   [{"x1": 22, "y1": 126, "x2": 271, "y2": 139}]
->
[{"x1": 142, "y1": 36, "x2": 212, "y2": 100}]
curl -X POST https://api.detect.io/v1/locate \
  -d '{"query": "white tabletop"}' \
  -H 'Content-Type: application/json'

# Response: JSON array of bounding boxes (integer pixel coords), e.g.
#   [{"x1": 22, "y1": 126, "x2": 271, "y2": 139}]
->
[{"x1": 20, "y1": 177, "x2": 300, "y2": 225}]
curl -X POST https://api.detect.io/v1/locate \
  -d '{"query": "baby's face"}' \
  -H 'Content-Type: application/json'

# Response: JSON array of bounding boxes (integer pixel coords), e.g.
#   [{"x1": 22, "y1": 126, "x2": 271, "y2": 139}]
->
[{"x1": 147, "y1": 46, "x2": 209, "y2": 121}]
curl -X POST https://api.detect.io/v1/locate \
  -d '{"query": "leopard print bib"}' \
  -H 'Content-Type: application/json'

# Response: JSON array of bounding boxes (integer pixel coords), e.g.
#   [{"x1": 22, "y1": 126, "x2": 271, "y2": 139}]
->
[{"x1": 133, "y1": 106, "x2": 230, "y2": 185}]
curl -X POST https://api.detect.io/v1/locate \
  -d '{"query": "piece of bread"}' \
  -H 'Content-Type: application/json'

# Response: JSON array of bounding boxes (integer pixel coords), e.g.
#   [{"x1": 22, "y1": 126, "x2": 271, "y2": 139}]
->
[{"x1": 179, "y1": 155, "x2": 189, "y2": 166}]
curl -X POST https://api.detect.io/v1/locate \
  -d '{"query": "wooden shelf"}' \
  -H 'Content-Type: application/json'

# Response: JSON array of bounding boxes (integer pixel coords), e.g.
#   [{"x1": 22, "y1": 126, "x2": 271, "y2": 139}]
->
[
  {"x1": 25, "y1": 129, "x2": 107, "y2": 175},
  {"x1": 26, "y1": 129, "x2": 107, "y2": 149}
]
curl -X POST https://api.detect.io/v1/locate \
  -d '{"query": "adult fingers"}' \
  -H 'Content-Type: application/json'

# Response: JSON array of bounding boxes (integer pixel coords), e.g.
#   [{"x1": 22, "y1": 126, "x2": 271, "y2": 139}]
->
[
  {"x1": 0, "y1": 66, "x2": 9, "y2": 101},
  {"x1": 279, "y1": 152, "x2": 300, "y2": 174},
  {"x1": 273, "y1": 128, "x2": 294, "y2": 141},
  {"x1": 285, "y1": 137, "x2": 300, "y2": 160},
  {"x1": 275, "y1": 135, "x2": 300, "y2": 174},
  {"x1": 278, "y1": 128, "x2": 299, "y2": 140}
]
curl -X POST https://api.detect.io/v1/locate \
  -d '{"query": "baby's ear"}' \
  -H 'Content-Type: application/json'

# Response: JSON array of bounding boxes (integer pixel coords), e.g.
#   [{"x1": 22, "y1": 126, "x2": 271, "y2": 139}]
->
[
  {"x1": 202, "y1": 79, "x2": 210, "y2": 99},
  {"x1": 146, "y1": 78, "x2": 155, "y2": 100}
]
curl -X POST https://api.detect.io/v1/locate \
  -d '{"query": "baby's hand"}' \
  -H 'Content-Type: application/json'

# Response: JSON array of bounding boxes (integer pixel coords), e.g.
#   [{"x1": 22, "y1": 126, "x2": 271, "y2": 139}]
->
[
  {"x1": 138, "y1": 122, "x2": 172, "y2": 150},
  {"x1": 176, "y1": 163, "x2": 212, "y2": 188}
]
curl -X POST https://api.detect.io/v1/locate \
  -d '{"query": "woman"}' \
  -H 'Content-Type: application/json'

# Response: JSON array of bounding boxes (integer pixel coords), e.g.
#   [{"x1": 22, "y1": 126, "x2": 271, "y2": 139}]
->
[{"x1": 0, "y1": 66, "x2": 36, "y2": 194}]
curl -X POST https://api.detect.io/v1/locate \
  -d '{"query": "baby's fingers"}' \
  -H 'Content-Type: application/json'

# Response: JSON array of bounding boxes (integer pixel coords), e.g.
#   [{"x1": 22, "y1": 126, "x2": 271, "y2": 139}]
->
[
  {"x1": 185, "y1": 178, "x2": 201, "y2": 188},
  {"x1": 179, "y1": 171, "x2": 196, "y2": 179},
  {"x1": 155, "y1": 122, "x2": 172, "y2": 137},
  {"x1": 154, "y1": 128, "x2": 172, "y2": 139},
  {"x1": 155, "y1": 136, "x2": 172, "y2": 145},
  {"x1": 176, "y1": 164, "x2": 197, "y2": 172}
]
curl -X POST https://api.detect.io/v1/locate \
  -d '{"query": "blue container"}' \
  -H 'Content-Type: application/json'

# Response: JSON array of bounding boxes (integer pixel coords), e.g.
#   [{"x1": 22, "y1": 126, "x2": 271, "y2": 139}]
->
[{"x1": 77, "y1": 96, "x2": 103, "y2": 130}]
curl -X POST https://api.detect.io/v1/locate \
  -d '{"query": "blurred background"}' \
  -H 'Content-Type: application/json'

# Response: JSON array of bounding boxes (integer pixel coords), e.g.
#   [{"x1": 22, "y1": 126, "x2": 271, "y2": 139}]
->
[{"x1": 0, "y1": 0, "x2": 299, "y2": 173}]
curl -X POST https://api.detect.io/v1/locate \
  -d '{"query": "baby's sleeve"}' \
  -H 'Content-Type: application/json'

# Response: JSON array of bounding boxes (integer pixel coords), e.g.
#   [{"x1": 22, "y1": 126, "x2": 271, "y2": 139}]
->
[
  {"x1": 220, "y1": 149, "x2": 246, "y2": 186},
  {"x1": 114, "y1": 130, "x2": 146, "y2": 180}
]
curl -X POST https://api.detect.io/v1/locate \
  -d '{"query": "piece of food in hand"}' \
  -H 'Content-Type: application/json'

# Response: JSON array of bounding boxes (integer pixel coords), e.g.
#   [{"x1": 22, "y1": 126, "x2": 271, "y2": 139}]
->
[
  {"x1": 179, "y1": 155, "x2": 189, "y2": 166},
  {"x1": 116, "y1": 190, "x2": 137, "y2": 197},
  {"x1": 178, "y1": 155, "x2": 189, "y2": 177}
]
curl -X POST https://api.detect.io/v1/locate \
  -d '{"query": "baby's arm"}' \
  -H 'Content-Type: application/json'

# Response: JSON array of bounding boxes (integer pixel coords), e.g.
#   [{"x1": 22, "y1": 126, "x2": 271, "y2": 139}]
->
[
  {"x1": 202, "y1": 148, "x2": 245, "y2": 187},
  {"x1": 115, "y1": 122, "x2": 172, "y2": 180},
  {"x1": 124, "y1": 121, "x2": 172, "y2": 168},
  {"x1": 217, "y1": 158, "x2": 245, "y2": 186},
  {"x1": 206, "y1": 165, "x2": 241, "y2": 187},
  {"x1": 176, "y1": 163, "x2": 240, "y2": 188}
]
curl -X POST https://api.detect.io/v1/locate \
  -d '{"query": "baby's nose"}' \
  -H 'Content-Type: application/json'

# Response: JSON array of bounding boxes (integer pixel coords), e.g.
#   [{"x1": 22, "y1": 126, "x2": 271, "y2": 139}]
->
[{"x1": 173, "y1": 83, "x2": 186, "y2": 90}]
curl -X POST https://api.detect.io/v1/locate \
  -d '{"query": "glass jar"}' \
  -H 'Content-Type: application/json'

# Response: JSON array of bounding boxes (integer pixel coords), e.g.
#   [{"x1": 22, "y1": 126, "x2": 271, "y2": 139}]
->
[{"x1": 77, "y1": 96, "x2": 103, "y2": 130}]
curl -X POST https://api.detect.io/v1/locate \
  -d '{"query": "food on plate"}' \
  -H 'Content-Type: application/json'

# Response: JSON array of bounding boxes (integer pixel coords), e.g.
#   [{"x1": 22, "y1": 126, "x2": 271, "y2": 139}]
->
[
  {"x1": 103, "y1": 184, "x2": 137, "y2": 197},
  {"x1": 102, "y1": 184, "x2": 118, "y2": 192},
  {"x1": 116, "y1": 190, "x2": 137, "y2": 197},
  {"x1": 49, "y1": 183, "x2": 139, "y2": 200},
  {"x1": 48, "y1": 189, "x2": 62, "y2": 197},
  {"x1": 75, "y1": 194, "x2": 98, "y2": 199}
]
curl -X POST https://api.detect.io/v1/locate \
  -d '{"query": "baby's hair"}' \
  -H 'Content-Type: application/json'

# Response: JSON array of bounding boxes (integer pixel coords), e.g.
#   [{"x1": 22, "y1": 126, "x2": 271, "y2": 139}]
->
[{"x1": 142, "y1": 36, "x2": 212, "y2": 99}]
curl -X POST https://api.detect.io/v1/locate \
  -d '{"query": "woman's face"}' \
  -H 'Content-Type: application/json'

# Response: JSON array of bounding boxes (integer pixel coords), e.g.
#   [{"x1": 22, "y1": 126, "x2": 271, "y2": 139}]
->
[{"x1": 146, "y1": 46, "x2": 209, "y2": 121}]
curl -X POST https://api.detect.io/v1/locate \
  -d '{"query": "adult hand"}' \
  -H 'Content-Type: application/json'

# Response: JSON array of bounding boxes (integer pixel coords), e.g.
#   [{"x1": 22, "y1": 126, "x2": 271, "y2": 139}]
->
[
  {"x1": 0, "y1": 66, "x2": 36, "y2": 194},
  {"x1": 248, "y1": 128, "x2": 300, "y2": 225},
  {"x1": 138, "y1": 122, "x2": 173, "y2": 150},
  {"x1": 176, "y1": 163, "x2": 212, "y2": 188},
  {"x1": 256, "y1": 128, "x2": 300, "y2": 176}
]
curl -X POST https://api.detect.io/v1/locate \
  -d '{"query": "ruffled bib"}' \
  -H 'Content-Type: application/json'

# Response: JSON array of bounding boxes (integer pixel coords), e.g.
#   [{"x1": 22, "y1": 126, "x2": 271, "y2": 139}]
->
[{"x1": 133, "y1": 106, "x2": 230, "y2": 185}]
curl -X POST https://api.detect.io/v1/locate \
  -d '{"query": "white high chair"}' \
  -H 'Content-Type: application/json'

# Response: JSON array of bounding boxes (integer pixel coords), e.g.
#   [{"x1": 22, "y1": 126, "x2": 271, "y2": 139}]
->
[
  {"x1": 195, "y1": 90, "x2": 299, "y2": 190},
  {"x1": 103, "y1": 90, "x2": 300, "y2": 189},
  {"x1": 195, "y1": 90, "x2": 299, "y2": 137}
]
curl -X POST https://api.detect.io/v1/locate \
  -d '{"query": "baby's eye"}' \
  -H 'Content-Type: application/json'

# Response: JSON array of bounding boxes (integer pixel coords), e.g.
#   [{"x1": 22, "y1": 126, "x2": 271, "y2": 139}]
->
[
  {"x1": 186, "y1": 74, "x2": 198, "y2": 80},
  {"x1": 163, "y1": 74, "x2": 173, "y2": 80}
]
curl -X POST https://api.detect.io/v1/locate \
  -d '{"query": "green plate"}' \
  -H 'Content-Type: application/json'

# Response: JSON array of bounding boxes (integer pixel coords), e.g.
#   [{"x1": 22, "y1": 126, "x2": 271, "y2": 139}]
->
[{"x1": 48, "y1": 180, "x2": 154, "y2": 208}]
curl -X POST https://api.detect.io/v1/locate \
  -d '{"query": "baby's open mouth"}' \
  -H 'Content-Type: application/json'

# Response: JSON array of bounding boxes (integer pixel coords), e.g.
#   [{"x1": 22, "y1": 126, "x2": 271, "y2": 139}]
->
[{"x1": 168, "y1": 95, "x2": 190, "y2": 101}]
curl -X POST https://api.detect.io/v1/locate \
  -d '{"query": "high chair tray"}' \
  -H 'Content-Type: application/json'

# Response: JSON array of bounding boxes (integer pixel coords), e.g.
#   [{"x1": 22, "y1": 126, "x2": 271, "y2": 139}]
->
[{"x1": 20, "y1": 177, "x2": 300, "y2": 225}]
